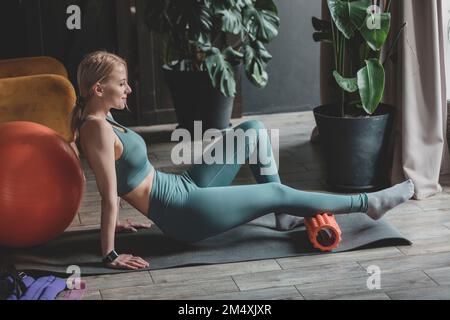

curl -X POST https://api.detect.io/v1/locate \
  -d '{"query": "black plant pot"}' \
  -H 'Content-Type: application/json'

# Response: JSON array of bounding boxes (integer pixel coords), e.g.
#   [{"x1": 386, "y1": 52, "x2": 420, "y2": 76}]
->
[
  {"x1": 163, "y1": 65, "x2": 240, "y2": 135},
  {"x1": 313, "y1": 104, "x2": 395, "y2": 192}
]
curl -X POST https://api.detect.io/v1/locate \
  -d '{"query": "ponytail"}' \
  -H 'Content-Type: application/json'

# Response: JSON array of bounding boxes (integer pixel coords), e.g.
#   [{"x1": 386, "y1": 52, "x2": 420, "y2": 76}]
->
[{"x1": 70, "y1": 96, "x2": 86, "y2": 143}]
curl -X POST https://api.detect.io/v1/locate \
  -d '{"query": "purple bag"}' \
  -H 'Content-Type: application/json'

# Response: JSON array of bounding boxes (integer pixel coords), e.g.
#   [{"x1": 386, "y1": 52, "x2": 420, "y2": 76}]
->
[{"x1": 7, "y1": 275, "x2": 67, "y2": 300}]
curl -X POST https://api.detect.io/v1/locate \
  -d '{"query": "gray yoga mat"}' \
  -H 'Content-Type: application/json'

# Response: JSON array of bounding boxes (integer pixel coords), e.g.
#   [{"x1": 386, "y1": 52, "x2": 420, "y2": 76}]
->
[{"x1": 0, "y1": 213, "x2": 411, "y2": 276}]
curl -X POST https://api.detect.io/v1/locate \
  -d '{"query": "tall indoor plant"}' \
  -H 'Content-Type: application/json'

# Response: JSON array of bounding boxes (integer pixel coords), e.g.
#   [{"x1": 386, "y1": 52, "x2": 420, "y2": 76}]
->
[
  {"x1": 145, "y1": 0, "x2": 280, "y2": 133},
  {"x1": 312, "y1": 0, "x2": 405, "y2": 191}
]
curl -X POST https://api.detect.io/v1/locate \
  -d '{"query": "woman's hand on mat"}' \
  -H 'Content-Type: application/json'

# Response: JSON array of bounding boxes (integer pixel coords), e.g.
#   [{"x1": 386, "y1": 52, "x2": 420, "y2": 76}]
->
[
  {"x1": 116, "y1": 219, "x2": 152, "y2": 233},
  {"x1": 107, "y1": 254, "x2": 150, "y2": 270}
]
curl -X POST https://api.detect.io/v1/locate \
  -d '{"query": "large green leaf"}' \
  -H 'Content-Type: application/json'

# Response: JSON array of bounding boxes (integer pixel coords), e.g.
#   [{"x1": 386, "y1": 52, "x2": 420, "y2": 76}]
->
[
  {"x1": 348, "y1": 0, "x2": 371, "y2": 29},
  {"x1": 333, "y1": 71, "x2": 358, "y2": 93},
  {"x1": 255, "y1": 0, "x2": 278, "y2": 14},
  {"x1": 191, "y1": 31, "x2": 212, "y2": 51},
  {"x1": 243, "y1": 0, "x2": 279, "y2": 43},
  {"x1": 327, "y1": 0, "x2": 354, "y2": 38},
  {"x1": 327, "y1": 0, "x2": 371, "y2": 39},
  {"x1": 313, "y1": 31, "x2": 332, "y2": 43},
  {"x1": 312, "y1": 17, "x2": 331, "y2": 32},
  {"x1": 205, "y1": 47, "x2": 238, "y2": 97},
  {"x1": 251, "y1": 40, "x2": 272, "y2": 63},
  {"x1": 186, "y1": 0, "x2": 213, "y2": 40},
  {"x1": 357, "y1": 59, "x2": 385, "y2": 114},
  {"x1": 312, "y1": 17, "x2": 332, "y2": 42},
  {"x1": 216, "y1": 7, "x2": 242, "y2": 35},
  {"x1": 244, "y1": 41, "x2": 271, "y2": 88},
  {"x1": 199, "y1": 2, "x2": 214, "y2": 31},
  {"x1": 223, "y1": 45, "x2": 244, "y2": 65},
  {"x1": 359, "y1": 12, "x2": 391, "y2": 51},
  {"x1": 227, "y1": 0, "x2": 253, "y2": 9}
]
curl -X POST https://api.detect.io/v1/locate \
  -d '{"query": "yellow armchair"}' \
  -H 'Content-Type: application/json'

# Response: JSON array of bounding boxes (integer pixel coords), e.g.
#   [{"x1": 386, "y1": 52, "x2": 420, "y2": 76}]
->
[
  {"x1": 0, "y1": 74, "x2": 76, "y2": 142},
  {"x1": 0, "y1": 57, "x2": 75, "y2": 142},
  {"x1": 0, "y1": 56, "x2": 68, "y2": 79}
]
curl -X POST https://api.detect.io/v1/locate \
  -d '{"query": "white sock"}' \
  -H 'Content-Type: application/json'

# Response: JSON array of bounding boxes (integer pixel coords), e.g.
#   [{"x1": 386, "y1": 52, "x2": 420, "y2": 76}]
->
[{"x1": 366, "y1": 179, "x2": 415, "y2": 220}]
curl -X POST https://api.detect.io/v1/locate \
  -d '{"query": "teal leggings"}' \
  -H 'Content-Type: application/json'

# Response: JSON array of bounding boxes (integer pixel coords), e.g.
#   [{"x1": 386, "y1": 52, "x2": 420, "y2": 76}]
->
[{"x1": 148, "y1": 120, "x2": 368, "y2": 243}]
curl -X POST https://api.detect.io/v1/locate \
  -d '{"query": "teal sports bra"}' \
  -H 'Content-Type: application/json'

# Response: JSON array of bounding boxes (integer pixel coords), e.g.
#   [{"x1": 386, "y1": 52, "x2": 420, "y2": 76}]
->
[{"x1": 105, "y1": 115, "x2": 153, "y2": 196}]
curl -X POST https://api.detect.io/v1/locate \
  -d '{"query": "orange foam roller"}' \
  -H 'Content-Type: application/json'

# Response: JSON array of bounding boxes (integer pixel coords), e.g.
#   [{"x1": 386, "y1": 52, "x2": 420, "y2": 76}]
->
[{"x1": 304, "y1": 213, "x2": 342, "y2": 252}]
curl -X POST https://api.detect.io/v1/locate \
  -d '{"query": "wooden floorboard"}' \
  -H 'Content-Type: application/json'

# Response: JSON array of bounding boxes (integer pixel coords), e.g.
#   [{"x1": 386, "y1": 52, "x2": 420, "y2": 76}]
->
[
  {"x1": 386, "y1": 285, "x2": 450, "y2": 300},
  {"x1": 232, "y1": 262, "x2": 367, "y2": 291},
  {"x1": 423, "y1": 266, "x2": 450, "y2": 285},
  {"x1": 100, "y1": 277, "x2": 239, "y2": 300},
  {"x1": 59, "y1": 111, "x2": 450, "y2": 300},
  {"x1": 295, "y1": 270, "x2": 436, "y2": 300},
  {"x1": 150, "y1": 260, "x2": 281, "y2": 284},
  {"x1": 189, "y1": 286, "x2": 304, "y2": 300}
]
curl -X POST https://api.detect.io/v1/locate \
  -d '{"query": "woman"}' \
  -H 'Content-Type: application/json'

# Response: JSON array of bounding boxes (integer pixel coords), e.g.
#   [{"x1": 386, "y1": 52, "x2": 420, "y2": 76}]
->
[{"x1": 71, "y1": 51, "x2": 414, "y2": 270}]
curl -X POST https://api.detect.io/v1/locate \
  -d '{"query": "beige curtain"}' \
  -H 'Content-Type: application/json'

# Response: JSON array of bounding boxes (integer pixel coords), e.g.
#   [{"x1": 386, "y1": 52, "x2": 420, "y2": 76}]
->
[
  {"x1": 384, "y1": 0, "x2": 450, "y2": 199},
  {"x1": 320, "y1": 0, "x2": 450, "y2": 199}
]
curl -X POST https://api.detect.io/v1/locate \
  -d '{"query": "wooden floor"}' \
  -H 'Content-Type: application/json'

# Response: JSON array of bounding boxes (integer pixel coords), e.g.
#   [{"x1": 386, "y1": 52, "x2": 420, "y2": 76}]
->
[{"x1": 66, "y1": 111, "x2": 450, "y2": 300}]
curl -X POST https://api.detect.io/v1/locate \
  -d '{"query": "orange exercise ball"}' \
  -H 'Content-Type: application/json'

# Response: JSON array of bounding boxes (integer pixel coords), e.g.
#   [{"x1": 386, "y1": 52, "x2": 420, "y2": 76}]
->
[{"x1": 0, "y1": 121, "x2": 84, "y2": 247}]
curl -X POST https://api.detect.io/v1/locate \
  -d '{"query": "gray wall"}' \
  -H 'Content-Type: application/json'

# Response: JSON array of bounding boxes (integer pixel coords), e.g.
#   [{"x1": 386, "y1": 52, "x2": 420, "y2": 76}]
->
[{"x1": 242, "y1": 0, "x2": 321, "y2": 115}]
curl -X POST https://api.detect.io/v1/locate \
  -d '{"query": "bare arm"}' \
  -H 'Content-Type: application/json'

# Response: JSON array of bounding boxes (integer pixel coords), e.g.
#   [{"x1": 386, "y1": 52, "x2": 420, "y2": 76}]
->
[{"x1": 80, "y1": 119, "x2": 119, "y2": 257}]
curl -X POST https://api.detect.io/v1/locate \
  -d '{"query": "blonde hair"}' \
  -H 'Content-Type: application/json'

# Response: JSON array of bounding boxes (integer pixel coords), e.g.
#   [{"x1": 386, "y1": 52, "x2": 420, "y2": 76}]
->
[{"x1": 70, "y1": 51, "x2": 128, "y2": 142}]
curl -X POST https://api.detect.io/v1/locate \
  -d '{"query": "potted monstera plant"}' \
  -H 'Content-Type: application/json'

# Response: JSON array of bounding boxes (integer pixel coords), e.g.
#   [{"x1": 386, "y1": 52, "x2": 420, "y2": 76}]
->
[
  {"x1": 145, "y1": 0, "x2": 280, "y2": 133},
  {"x1": 312, "y1": 0, "x2": 404, "y2": 191}
]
